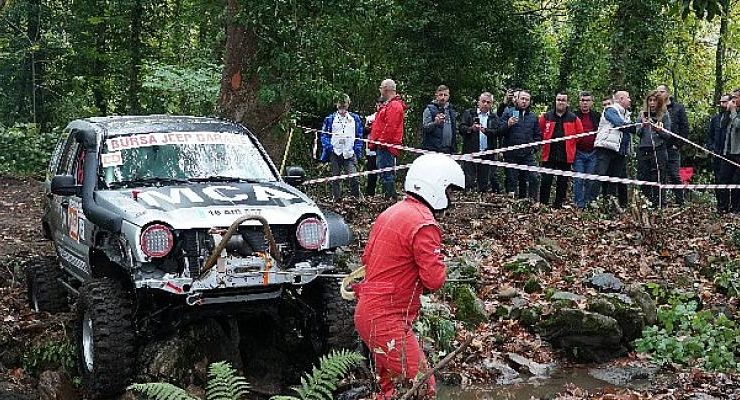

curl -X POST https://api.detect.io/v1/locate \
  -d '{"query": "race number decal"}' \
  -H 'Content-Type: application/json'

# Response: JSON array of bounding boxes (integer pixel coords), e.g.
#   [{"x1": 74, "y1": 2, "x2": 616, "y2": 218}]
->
[{"x1": 67, "y1": 199, "x2": 82, "y2": 241}]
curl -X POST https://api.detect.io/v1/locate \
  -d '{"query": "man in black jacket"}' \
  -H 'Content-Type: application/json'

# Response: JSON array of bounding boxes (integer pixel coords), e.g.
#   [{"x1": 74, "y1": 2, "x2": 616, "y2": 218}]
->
[
  {"x1": 498, "y1": 90, "x2": 541, "y2": 200},
  {"x1": 657, "y1": 85, "x2": 689, "y2": 206},
  {"x1": 459, "y1": 92, "x2": 501, "y2": 192},
  {"x1": 421, "y1": 85, "x2": 457, "y2": 154},
  {"x1": 706, "y1": 94, "x2": 731, "y2": 212}
]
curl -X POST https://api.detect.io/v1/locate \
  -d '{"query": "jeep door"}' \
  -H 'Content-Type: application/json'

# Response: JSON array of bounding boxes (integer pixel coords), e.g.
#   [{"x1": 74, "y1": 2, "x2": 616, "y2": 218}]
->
[{"x1": 50, "y1": 132, "x2": 91, "y2": 279}]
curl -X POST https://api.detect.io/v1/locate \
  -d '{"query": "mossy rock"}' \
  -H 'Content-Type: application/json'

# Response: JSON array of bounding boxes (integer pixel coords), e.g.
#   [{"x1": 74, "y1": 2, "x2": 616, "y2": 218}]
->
[
  {"x1": 518, "y1": 307, "x2": 541, "y2": 327},
  {"x1": 523, "y1": 278, "x2": 542, "y2": 294},
  {"x1": 625, "y1": 283, "x2": 657, "y2": 326},
  {"x1": 494, "y1": 305, "x2": 511, "y2": 320},
  {"x1": 538, "y1": 308, "x2": 625, "y2": 362},
  {"x1": 597, "y1": 294, "x2": 645, "y2": 342},
  {"x1": 451, "y1": 285, "x2": 488, "y2": 327}
]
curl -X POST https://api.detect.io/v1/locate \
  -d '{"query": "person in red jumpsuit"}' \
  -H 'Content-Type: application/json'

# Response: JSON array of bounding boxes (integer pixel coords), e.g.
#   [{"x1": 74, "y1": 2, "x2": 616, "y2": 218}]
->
[{"x1": 354, "y1": 153, "x2": 465, "y2": 399}]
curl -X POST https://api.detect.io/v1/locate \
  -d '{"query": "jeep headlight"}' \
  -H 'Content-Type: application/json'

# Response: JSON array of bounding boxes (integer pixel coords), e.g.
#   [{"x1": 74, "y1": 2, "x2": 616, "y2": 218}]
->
[
  {"x1": 295, "y1": 217, "x2": 326, "y2": 250},
  {"x1": 140, "y1": 223, "x2": 174, "y2": 258}
]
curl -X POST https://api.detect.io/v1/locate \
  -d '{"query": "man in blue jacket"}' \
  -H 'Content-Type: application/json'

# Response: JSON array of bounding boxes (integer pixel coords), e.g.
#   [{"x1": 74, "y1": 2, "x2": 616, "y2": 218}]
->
[
  {"x1": 320, "y1": 94, "x2": 363, "y2": 200},
  {"x1": 421, "y1": 85, "x2": 457, "y2": 154},
  {"x1": 498, "y1": 90, "x2": 541, "y2": 200}
]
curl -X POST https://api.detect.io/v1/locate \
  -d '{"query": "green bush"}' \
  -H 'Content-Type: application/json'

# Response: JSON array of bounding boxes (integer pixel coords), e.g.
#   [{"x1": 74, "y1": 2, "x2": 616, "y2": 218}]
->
[
  {"x1": 22, "y1": 339, "x2": 77, "y2": 377},
  {"x1": 634, "y1": 300, "x2": 740, "y2": 372},
  {"x1": 0, "y1": 123, "x2": 59, "y2": 176}
]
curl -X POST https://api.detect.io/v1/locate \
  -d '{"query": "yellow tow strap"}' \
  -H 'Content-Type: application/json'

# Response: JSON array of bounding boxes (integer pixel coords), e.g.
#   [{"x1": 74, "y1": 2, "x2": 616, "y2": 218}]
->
[{"x1": 340, "y1": 266, "x2": 365, "y2": 301}]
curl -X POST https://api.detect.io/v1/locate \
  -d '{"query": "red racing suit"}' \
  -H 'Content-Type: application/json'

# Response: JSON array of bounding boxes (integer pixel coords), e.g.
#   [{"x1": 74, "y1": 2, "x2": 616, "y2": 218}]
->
[{"x1": 353, "y1": 196, "x2": 446, "y2": 399}]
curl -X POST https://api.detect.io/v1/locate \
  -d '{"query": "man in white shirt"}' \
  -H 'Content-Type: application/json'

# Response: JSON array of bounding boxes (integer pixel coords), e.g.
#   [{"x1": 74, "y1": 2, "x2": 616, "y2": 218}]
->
[{"x1": 320, "y1": 95, "x2": 364, "y2": 200}]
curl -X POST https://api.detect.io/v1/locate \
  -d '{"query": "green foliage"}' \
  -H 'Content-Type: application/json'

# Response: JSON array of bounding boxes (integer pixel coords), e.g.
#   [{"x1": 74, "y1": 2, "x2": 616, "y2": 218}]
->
[
  {"x1": 714, "y1": 259, "x2": 740, "y2": 297},
  {"x1": 142, "y1": 61, "x2": 222, "y2": 115},
  {"x1": 287, "y1": 349, "x2": 365, "y2": 400},
  {"x1": 127, "y1": 383, "x2": 197, "y2": 400},
  {"x1": 205, "y1": 361, "x2": 250, "y2": 400},
  {"x1": 0, "y1": 124, "x2": 58, "y2": 176},
  {"x1": 415, "y1": 296, "x2": 457, "y2": 361},
  {"x1": 22, "y1": 338, "x2": 77, "y2": 377},
  {"x1": 634, "y1": 300, "x2": 740, "y2": 371}
]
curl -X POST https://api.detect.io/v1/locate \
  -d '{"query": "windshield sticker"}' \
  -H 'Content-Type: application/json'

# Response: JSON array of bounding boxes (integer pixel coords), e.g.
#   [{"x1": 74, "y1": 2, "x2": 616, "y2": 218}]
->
[
  {"x1": 101, "y1": 152, "x2": 123, "y2": 167},
  {"x1": 105, "y1": 131, "x2": 251, "y2": 151}
]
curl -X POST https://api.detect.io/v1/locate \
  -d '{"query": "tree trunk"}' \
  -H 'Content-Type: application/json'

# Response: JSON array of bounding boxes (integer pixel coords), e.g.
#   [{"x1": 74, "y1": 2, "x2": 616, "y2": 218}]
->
[
  {"x1": 713, "y1": 0, "x2": 729, "y2": 103},
  {"x1": 26, "y1": 0, "x2": 44, "y2": 126},
  {"x1": 127, "y1": 0, "x2": 143, "y2": 114},
  {"x1": 218, "y1": 0, "x2": 288, "y2": 159}
]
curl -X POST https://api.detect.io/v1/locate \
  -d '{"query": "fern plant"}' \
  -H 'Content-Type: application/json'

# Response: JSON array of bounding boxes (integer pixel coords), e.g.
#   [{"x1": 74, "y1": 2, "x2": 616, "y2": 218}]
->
[
  {"x1": 128, "y1": 361, "x2": 249, "y2": 400},
  {"x1": 127, "y1": 350, "x2": 364, "y2": 400},
  {"x1": 273, "y1": 349, "x2": 365, "y2": 400}
]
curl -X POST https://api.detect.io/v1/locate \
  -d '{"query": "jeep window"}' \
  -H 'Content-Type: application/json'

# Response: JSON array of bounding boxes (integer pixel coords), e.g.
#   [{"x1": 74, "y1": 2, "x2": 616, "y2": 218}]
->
[{"x1": 100, "y1": 131, "x2": 277, "y2": 187}]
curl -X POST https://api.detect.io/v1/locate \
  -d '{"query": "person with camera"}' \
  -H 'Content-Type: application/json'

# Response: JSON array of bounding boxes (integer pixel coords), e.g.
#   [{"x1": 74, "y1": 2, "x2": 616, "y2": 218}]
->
[
  {"x1": 459, "y1": 92, "x2": 502, "y2": 192},
  {"x1": 353, "y1": 153, "x2": 465, "y2": 400},
  {"x1": 538, "y1": 93, "x2": 583, "y2": 208},
  {"x1": 421, "y1": 85, "x2": 458, "y2": 154},
  {"x1": 635, "y1": 90, "x2": 672, "y2": 207},
  {"x1": 497, "y1": 90, "x2": 541, "y2": 200},
  {"x1": 369, "y1": 79, "x2": 408, "y2": 200},
  {"x1": 319, "y1": 94, "x2": 363, "y2": 200},
  {"x1": 656, "y1": 85, "x2": 689, "y2": 206}
]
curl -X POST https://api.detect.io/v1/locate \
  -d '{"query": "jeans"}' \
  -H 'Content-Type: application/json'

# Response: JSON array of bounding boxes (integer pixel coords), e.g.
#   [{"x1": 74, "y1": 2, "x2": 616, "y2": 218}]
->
[
  {"x1": 504, "y1": 151, "x2": 539, "y2": 200},
  {"x1": 365, "y1": 154, "x2": 377, "y2": 196},
  {"x1": 594, "y1": 148, "x2": 628, "y2": 207},
  {"x1": 636, "y1": 146, "x2": 668, "y2": 207},
  {"x1": 376, "y1": 148, "x2": 397, "y2": 198},
  {"x1": 665, "y1": 147, "x2": 684, "y2": 205},
  {"x1": 330, "y1": 153, "x2": 359, "y2": 199},
  {"x1": 540, "y1": 160, "x2": 571, "y2": 207},
  {"x1": 573, "y1": 149, "x2": 597, "y2": 208}
]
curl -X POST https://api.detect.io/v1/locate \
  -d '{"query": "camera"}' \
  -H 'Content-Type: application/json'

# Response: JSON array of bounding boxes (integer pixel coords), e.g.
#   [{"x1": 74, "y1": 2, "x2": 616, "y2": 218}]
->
[{"x1": 473, "y1": 117, "x2": 481, "y2": 124}]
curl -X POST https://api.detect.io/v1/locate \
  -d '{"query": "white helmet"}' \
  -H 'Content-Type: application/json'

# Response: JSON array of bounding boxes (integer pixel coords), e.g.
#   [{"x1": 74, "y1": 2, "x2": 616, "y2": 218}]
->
[{"x1": 404, "y1": 154, "x2": 465, "y2": 210}]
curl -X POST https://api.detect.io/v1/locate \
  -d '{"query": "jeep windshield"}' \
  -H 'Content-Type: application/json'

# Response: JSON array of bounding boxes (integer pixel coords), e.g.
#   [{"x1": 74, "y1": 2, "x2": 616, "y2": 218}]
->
[{"x1": 100, "y1": 131, "x2": 278, "y2": 188}]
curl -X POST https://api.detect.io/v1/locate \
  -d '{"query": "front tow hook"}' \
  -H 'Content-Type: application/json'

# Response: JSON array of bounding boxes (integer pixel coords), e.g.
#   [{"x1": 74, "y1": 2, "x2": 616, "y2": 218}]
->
[{"x1": 199, "y1": 214, "x2": 282, "y2": 278}]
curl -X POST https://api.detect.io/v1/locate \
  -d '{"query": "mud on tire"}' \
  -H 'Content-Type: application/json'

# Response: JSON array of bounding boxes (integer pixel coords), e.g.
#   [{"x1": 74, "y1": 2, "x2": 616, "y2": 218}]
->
[
  {"x1": 25, "y1": 256, "x2": 69, "y2": 313},
  {"x1": 305, "y1": 278, "x2": 358, "y2": 352},
  {"x1": 76, "y1": 278, "x2": 136, "y2": 398}
]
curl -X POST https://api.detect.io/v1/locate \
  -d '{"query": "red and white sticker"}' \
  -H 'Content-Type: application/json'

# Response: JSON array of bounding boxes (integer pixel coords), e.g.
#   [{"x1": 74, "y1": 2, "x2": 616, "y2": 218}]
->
[
  {"x1": 101, "y1": 152, "x2": 123, "y2": 167},
  {"x1": 105, "y1": 131, "x2": 251, "y2": 152}
]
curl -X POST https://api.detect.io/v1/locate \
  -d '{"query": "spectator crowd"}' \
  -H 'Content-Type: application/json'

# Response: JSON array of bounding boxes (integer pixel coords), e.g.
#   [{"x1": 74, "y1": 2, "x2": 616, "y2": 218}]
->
[{"x1": 318, "y1": 79, "x2": 740, "y2": 214}]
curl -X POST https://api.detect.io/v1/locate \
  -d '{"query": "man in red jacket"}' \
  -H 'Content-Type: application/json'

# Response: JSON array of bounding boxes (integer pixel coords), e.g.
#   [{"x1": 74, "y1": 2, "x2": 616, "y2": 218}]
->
[
  {"x1": 369, "y1": 79, "x2": 408, "y2": 199},
  {"x1": 539, "y1": 93, "x2": 584, "y2": 208},
  {"x1": 354, "y1": 154, "x2": 465, "y2": 400}
]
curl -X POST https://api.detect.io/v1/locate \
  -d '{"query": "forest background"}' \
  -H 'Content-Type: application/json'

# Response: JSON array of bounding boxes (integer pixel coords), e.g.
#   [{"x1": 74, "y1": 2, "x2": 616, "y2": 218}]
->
[{"x1": 0, "y1": 0, "x2": 738, "y2": 177}]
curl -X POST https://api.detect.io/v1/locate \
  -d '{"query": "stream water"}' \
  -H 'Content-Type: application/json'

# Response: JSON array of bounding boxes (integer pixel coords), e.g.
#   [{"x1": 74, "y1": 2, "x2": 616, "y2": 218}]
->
[{"x1": 437, "y1": 366, "x2": 650, "y2": 399}]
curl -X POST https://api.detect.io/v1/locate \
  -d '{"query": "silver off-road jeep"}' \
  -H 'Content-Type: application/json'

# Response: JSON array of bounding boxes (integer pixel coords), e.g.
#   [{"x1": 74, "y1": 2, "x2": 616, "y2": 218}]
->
[{"x1": 28, "y1": 116, "x2": 356, "y2": 397}]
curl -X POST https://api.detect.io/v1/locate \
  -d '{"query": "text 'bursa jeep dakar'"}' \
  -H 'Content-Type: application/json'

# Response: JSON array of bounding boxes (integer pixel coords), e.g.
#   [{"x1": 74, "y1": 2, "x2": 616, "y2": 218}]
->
[{"x1": 28, "y1": 116, "x2": 357, "y2": 397}]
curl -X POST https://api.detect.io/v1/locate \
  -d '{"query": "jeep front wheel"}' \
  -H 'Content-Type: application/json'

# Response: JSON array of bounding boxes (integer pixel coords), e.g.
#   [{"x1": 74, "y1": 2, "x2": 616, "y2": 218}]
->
[
  {"x1": 76, "y1": 278, "x2": 136, "y2": 398},
  {"x1": 304, "y1": 278, "x2": 358, "y2": 353},
  {"x1": 25, "y1": 257, "x2": 68, "y2": 313}
]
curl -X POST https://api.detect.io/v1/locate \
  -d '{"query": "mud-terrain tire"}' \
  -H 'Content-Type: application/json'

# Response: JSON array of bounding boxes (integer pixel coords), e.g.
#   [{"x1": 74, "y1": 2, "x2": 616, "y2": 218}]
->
[
  {"x1": 25, "y1": 257, "x2": 68, "y2": 313},
  {"x1": 76, "y1": 278, "x2": 136, "y2": 398},
  {"x1": 304, "y1": 278, "x2": 358, "y2": 353}
]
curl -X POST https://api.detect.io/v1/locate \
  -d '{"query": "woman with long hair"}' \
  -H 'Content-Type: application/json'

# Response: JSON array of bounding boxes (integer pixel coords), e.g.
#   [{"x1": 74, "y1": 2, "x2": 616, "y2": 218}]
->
[{"x1": 636, "y1": 90, "x2": 672, "y2": 207}]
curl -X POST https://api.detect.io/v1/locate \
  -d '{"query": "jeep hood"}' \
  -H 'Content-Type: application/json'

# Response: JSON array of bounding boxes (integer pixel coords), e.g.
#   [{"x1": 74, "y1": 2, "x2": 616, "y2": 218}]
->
[{"x1": 94, "y1": 181, "x2": 322, "y2": 229}]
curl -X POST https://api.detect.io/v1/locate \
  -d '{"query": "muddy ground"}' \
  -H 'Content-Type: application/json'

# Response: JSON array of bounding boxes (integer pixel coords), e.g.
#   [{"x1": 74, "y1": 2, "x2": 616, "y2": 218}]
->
[{"x1": 2, "y1": 175, "x2": 740, "y2": 399}]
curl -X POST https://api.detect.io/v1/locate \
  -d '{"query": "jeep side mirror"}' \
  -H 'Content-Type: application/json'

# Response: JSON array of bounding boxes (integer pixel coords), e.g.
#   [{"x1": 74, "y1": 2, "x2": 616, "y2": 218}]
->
[
  {"x1": 283, "y1": 166, "x2": 306, "y2": 186},
  {"x1": 51, "y1": 175, "x2": 81, "y2": 196}
]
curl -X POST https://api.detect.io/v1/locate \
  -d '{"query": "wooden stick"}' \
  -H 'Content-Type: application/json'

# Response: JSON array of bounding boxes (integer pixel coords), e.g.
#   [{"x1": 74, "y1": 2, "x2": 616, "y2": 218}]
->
[{"x1": 397, "y1": 334, "x2": 474, "y2": 400}]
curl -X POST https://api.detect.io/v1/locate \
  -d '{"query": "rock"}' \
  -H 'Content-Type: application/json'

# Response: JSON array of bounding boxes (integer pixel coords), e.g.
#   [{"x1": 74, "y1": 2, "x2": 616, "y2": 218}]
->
[
  {"x1": 684, "y1": 252, "x2": 700, "y2": 268},
  {"x1": 506, "y1": 352, "x2": 555, "y2": 377},
  {"x1": 451, "y1": 285, "x2": 488, "y2": 326},
  {"x1": 588, "y1": 364, "x2": 659, "y2": 387},
  {"x1": 517, "y1": 307, "x2": 541, "y2": 327},
  {"x1": 586, "y1": 273, "x2": 624, "y2": 293},
  {"x1": 550, "y1": 291, "x2": 584, "y2": 303},
  {"x1": 136, "y1": 318, "x2": 244, "y2": 385},
  {"x1": 38, "y1": 371, "x2": 78, "y2": 400},
  {"x1": 505, "y1": 253, "x2": 551, "y2": 274},
  {"x1": 482, "y1": 358, "x2": 521, "y2": 384},
  {"x1": 538, "y1": 308, "x2": 625, "y2": 362},
  {"x1": 509, "y1": 297, "x2": 529, "y2": 320},
  {"x1": 626, "y1": 284, "x2": 657, "y2": 326},
  {"x1": 535, "y1": 237, "x2": 566, "y2": 257},
  {"x1": 497, "y1": 286, "x2": 518, "y2": 300},
  {"x1": 588, "y1": 294, "x2": 645, "y2": 342}
]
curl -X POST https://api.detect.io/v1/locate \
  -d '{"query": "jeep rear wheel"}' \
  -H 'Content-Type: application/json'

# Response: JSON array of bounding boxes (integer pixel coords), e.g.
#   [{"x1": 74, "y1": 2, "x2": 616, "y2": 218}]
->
[
  {"x1": 304, "y1": 278, "x2": 358, "y2": 353},
  {"x1": 76, "y1": 278, "x2": 136, "y2": 398},
  {"x1": 25, "y1": 257, "x2": 68, "y2": 313}
]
